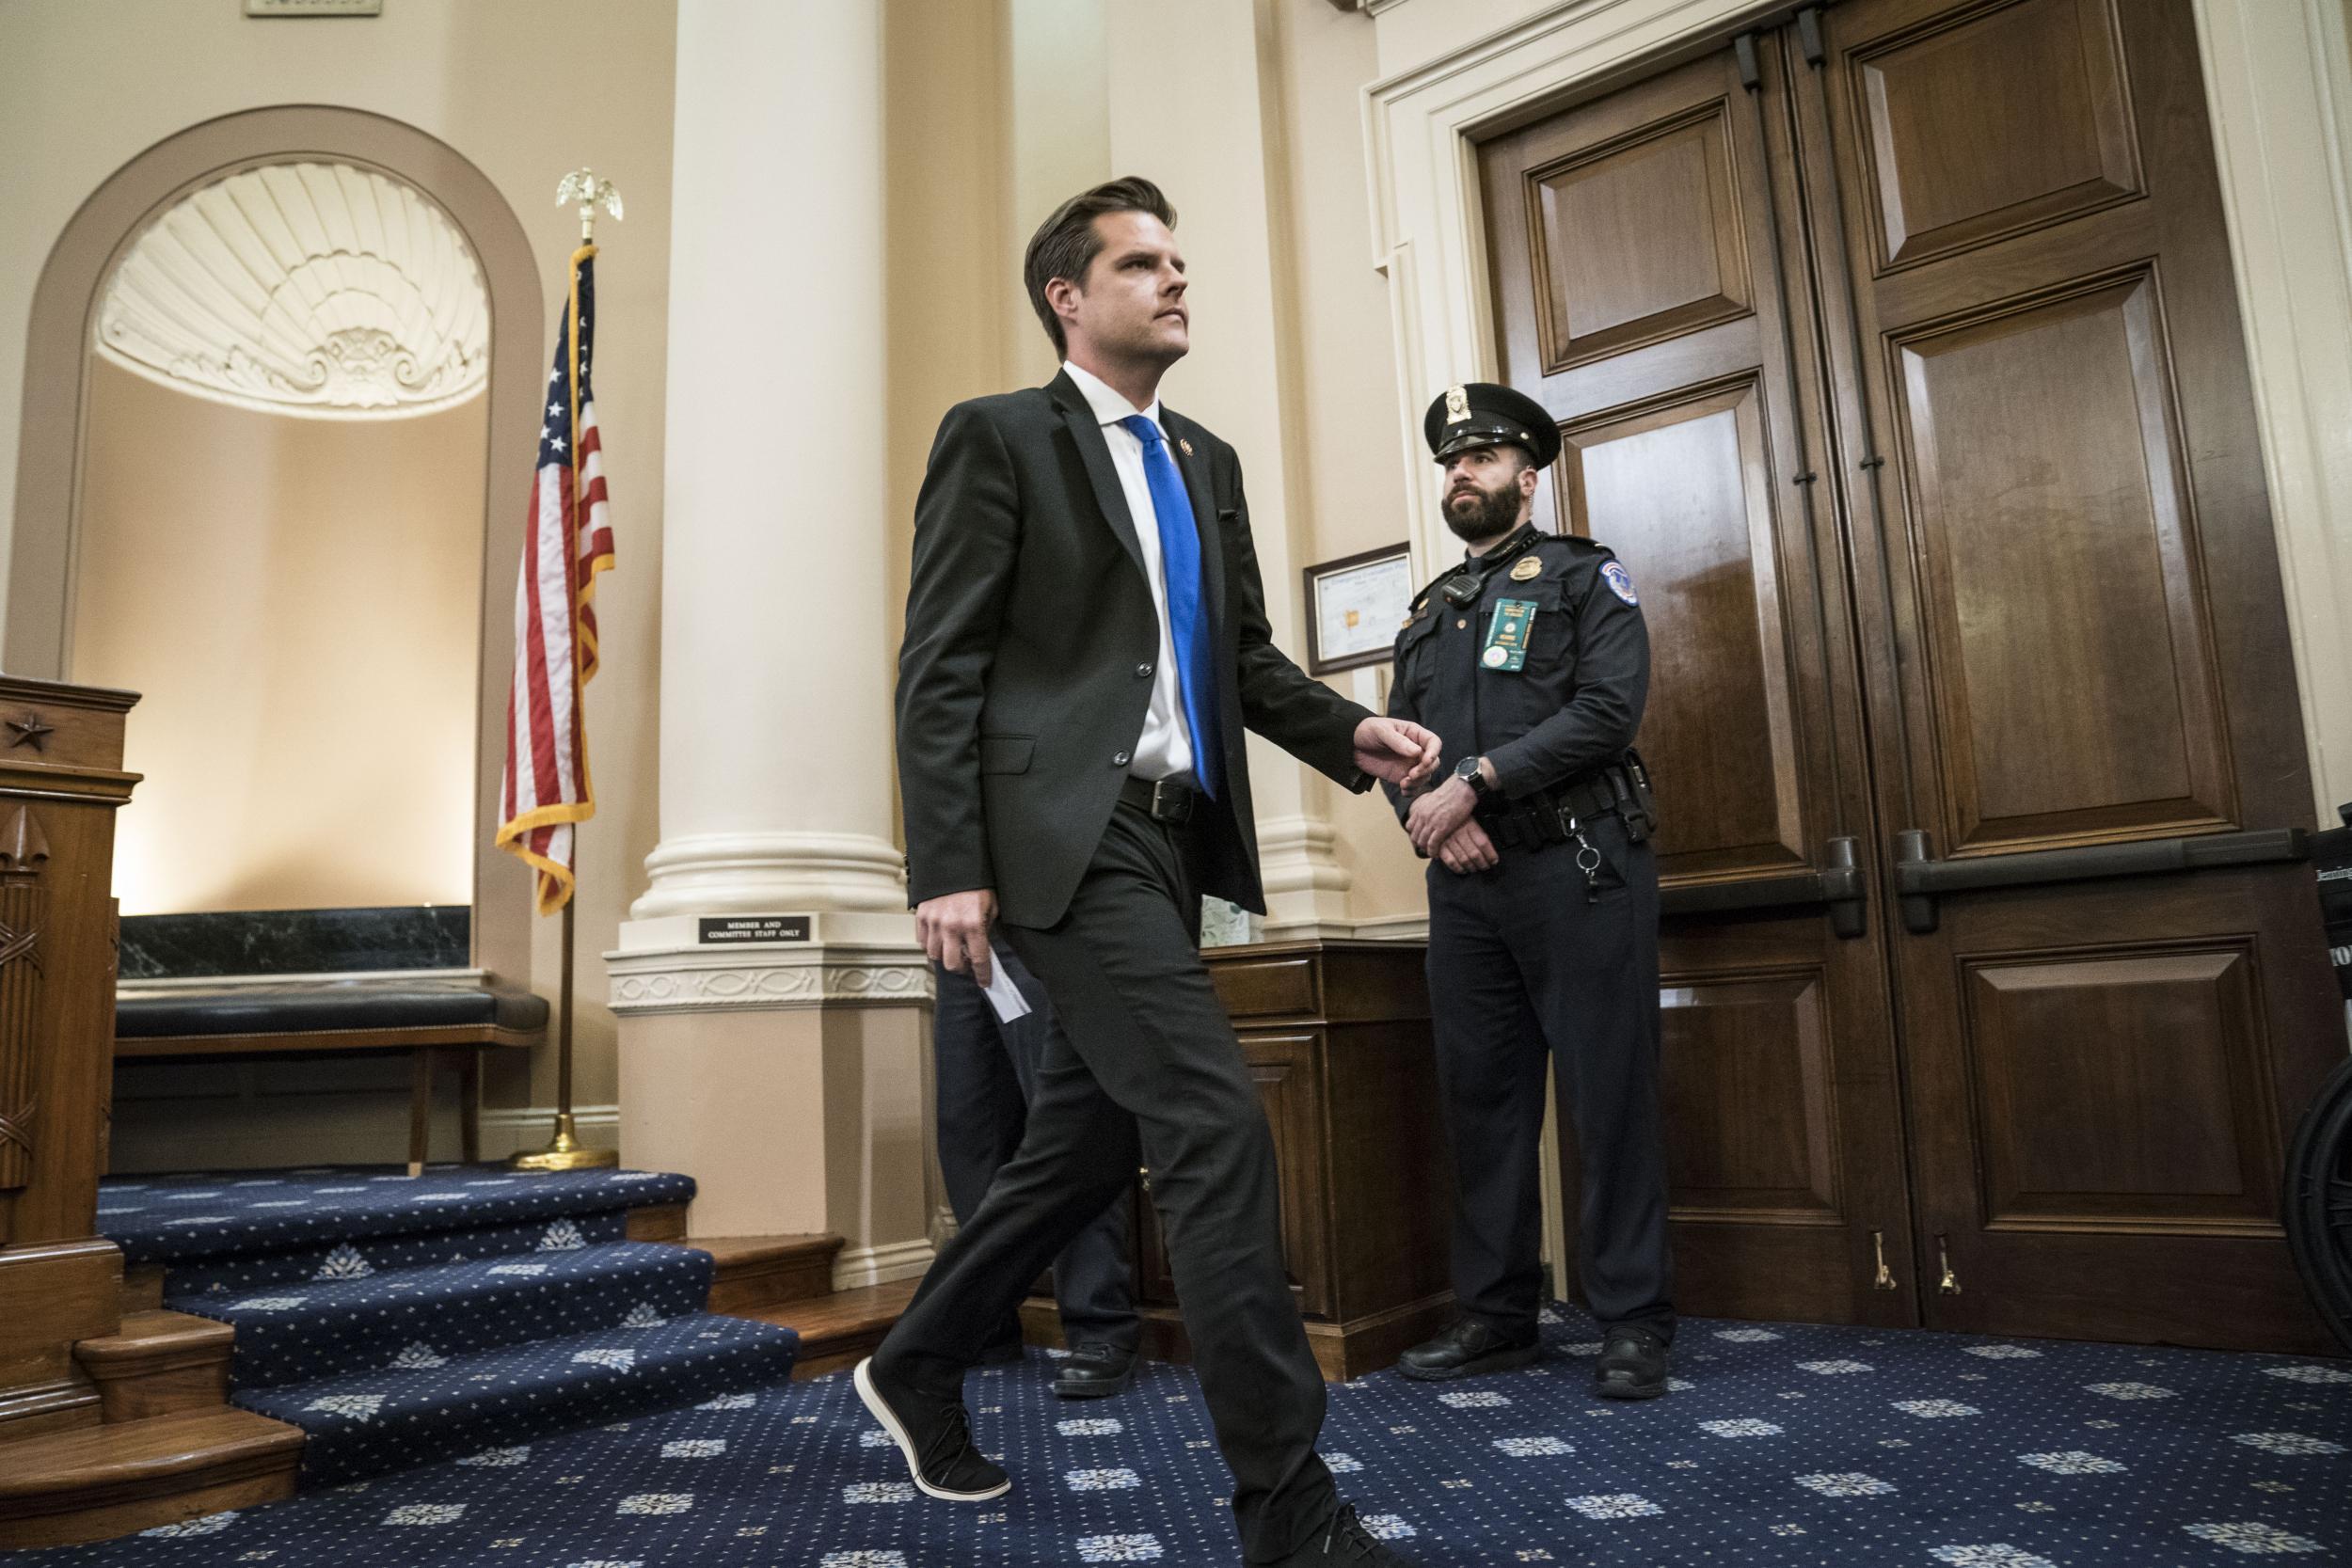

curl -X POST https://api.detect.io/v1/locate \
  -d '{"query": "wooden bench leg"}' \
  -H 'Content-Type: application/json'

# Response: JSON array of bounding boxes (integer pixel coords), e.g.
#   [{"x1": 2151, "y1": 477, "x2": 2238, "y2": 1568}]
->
[
  {"x1": 408, "y1": 1047, "x2": 433, "y2": 1177},
  {"x1": 459, "y1": 1049, "x2": 483, "y2": 1165}
]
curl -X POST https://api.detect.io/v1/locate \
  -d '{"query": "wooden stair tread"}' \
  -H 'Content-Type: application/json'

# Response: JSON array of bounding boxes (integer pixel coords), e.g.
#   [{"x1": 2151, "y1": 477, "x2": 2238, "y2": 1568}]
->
[
  {"x1": 685, "y1": 1233, "x2": 842, "y2": 1269},
  {"x1": 733, "y1": 1279, "x2": 915, "y2": 1380},
  {"x1": 77, "y1": 1310, "x2": 234, "y2": 1365},
  {"x1": 748, "y1": 1280, "x2": 914, "y2": 1341},
  {"x1": 683, "y1": 1233, "x2": 843, "y2": 1315},
  {"x1": 0, "y1": 1407, "x2": 301, "y2": 1505}
]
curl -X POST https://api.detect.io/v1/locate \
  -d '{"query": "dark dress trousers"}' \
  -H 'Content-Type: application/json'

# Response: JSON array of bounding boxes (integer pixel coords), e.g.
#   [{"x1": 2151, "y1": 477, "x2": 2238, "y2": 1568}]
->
[
  {"x1": 887, "y1": 372, "x2": 1375, "y2": 1563},
  {"x1": 1386, "y1": 527, "x2": 1676, "y2": 1341},
  {"x1": 930, "y1": 947, "x2": 1137, "y2": 1354}
]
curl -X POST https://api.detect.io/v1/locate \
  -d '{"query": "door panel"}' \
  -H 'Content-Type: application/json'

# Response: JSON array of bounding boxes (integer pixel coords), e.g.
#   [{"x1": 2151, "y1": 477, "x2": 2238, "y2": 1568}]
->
[
  {"x1": 1529, "y1": 103, "x2": 1754, "y2": 369},
  {"x1": 1852, "y1": 0, "x2": 2142, "y2": 269},
  {"x1": 1561, "y1": 384, "x2": 1805, "y2": 878},
  {"x1": 1892, "y1": 269, "x2": 2233, "y2": 850},
  {"x1": 1960, "y1": 942, "x2": 2275, "y2": 1230},
  {"x1": 1484, "y1": 44, "x2": 1916, "y2": 1327},
  {"x1": 1660, "y1": 968, "x2": 1839, "y2": 1219},
  {"x1": 1798, "y1": 0, "x2": 2339, "y2": 1350}
]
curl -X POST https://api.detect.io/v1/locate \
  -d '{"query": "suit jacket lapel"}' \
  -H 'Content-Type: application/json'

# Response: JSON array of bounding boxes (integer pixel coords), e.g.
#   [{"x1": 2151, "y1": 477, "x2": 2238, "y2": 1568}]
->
[
  {"x1": 1048, "y1": 371, "x2": 1146, "y2": 579},
  {"x1": 1163, "y1": 408, "x2": 1229, "y2": 638}
]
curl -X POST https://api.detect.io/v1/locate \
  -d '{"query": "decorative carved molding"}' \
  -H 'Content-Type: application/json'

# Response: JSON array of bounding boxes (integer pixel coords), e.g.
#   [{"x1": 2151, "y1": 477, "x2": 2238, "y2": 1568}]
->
[
  {"x1": 608, "y1": 942, "x2": 931, "y2": 1016},
  {"x1": 96, "y1": 161, "x2": 490, "y2": 418},
  {"x1": 0, "y1": 806, "x2": 46, "y2": 1190}
]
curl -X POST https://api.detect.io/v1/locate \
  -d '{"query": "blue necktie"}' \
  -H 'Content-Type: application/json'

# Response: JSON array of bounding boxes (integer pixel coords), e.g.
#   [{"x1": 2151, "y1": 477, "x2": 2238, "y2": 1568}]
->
[{"x1": 1119, "y1": 415, "x2": 1221, "y2": 799}]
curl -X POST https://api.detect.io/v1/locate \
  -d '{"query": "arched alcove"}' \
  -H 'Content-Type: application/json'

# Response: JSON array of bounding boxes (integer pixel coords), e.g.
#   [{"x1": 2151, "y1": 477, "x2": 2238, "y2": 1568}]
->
[{"x1": 10, "y1": 105, "x2": 543, "y2": 981}]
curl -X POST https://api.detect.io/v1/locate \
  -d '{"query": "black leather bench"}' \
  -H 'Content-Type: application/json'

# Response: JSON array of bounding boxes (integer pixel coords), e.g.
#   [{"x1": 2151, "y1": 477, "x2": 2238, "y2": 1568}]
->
[{"x1": 114, "y1": 977, "x2": 549, "y2": 1175}]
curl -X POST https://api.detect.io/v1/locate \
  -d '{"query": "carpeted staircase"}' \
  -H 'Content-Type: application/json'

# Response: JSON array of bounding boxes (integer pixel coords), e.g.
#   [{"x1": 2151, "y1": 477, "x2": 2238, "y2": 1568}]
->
[{"x1": 96, "y1": 1166, "x2": 801, "y2": 1486}]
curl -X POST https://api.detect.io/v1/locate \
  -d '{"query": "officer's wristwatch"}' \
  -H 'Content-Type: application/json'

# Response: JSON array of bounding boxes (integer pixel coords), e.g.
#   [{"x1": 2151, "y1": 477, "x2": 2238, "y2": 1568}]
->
[{"x1": 1454, "y1": 755, "x2": 1494, "y2": 800}]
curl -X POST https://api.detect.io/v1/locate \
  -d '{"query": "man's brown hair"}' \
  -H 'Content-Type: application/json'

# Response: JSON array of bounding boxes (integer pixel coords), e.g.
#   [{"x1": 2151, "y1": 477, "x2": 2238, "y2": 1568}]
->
[{"x1": 1023, "y1": 176, "x2": 1178, "y2": 357}]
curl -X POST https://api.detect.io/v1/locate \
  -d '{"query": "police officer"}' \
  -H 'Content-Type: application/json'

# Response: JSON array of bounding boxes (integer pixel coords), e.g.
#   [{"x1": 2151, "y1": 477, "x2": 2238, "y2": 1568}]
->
[{"x1": 1387, "y1": 383, "x2": 1674, "y2": 1400}]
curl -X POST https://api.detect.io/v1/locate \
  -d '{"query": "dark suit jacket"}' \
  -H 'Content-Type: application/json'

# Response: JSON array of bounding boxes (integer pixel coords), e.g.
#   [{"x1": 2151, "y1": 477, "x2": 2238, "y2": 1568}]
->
[{"x1": 897, "y1": 371, "x2": 1372, "y2": 928}]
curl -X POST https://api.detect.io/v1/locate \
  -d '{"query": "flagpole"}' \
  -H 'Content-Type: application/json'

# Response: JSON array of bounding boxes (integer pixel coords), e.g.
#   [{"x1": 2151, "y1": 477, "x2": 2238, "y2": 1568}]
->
[
  {"x1": 513, "y1": 880, "x2": 611, "y2": 1169},
  {"x1": 512, "y1": 166, "x2": 625, "y2": 1175}
]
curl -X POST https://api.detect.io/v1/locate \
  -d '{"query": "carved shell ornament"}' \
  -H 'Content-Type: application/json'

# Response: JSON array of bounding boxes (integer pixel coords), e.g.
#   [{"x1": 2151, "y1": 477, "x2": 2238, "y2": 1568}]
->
[{"x1": 95, "y1": 161, "x2": 490, "y2": 418}]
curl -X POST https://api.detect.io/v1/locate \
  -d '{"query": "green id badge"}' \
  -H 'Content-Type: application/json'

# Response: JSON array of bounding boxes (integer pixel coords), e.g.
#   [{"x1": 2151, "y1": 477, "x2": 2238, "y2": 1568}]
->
[{"x1": 1481, "y1": 598, "x2": 1537, "y2": 672}]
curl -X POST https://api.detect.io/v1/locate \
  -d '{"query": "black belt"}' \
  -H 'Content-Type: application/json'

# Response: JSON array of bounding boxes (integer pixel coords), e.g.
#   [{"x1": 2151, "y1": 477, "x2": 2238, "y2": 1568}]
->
[{"x1": 1120, "y1": 774, "x2": 1200, "y2": 824}]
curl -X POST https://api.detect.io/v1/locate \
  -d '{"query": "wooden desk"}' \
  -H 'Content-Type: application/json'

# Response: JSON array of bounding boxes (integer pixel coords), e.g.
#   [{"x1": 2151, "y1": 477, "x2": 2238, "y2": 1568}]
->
[{"x1": 1025, "y1": 938, "x2": 1455, "y2": 1381}]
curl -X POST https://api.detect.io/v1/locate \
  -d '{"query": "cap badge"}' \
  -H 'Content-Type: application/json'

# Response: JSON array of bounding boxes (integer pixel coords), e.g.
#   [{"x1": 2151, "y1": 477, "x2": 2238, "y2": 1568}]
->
[
  {"x1": 1445, "y1": 385, "x2": 1470, "y2": 425},
  {"x1": 1509, "y1": 556, "x2": 1543, "y2": 582}
]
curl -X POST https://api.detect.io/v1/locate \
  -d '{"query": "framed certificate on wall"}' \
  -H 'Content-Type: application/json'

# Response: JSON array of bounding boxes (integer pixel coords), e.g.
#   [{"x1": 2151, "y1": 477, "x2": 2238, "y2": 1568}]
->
[{"x1": 1302, "y1": 544, "x2": 1414, "y2": 675}]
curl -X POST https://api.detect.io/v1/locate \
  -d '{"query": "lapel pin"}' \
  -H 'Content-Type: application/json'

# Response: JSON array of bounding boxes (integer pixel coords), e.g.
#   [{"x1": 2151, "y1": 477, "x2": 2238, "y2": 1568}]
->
[{"x1": 1179, "y1": 437, "x2": 1195, "y2": 457}]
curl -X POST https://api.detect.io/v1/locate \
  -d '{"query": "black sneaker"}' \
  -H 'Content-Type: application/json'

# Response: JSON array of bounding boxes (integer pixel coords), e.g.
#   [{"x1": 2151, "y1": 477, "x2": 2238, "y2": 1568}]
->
[
  {"x1": 852, "y1": 1357, "x2": 1010, "y2": 1501},
  {"x1": 1054, "y1": 1342, "x2": 1137, "y2": 1399},
  {"x1": 1395, "y1": 1318, "x2": 1539, "y2": 1382},
  {"x1": 1258, "y1": 1502, "x2": 1419, "y2": 1565},
  {"x1": 1592, "y1": 1323, "x2": 1669, "y2": 1400}
]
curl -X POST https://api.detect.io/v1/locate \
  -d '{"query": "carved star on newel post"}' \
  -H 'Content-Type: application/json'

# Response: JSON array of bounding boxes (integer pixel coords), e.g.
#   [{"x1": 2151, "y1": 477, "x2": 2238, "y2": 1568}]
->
[{"x1": 5, "y1": 715, "x2": 53, "y2": 752}]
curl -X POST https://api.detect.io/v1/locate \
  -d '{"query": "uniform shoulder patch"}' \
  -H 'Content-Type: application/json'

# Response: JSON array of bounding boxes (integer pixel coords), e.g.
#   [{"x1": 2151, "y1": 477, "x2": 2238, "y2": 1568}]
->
[{"x1": 1600, "y1": 560, "x2": 1639, "y2": 606}]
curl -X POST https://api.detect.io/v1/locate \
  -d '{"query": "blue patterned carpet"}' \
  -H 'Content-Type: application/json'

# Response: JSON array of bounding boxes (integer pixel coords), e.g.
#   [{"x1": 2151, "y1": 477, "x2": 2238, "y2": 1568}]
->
[{"x1": 12, "y1": 1302, "x2": 2347, "y2": 1565}]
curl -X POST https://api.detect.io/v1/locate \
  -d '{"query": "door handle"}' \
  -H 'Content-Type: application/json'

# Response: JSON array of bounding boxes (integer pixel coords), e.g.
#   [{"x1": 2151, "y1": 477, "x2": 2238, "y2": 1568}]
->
[
  {"x1": 1892, "y1": 826, "x2": 2309, "y2": 935},
  {"x1": 1660, "y1": 836, "x2": 1867, "y2": 937}
]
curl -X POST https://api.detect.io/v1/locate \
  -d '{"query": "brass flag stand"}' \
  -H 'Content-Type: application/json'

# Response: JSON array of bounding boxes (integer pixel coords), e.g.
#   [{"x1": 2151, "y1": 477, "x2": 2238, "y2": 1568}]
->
[{"x1": 512, "y1": 167, "x2": 625, "y2": 1175}]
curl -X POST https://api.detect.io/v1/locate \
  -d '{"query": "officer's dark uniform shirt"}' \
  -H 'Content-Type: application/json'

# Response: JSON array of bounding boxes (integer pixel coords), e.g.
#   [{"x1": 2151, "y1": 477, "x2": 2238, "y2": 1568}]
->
[{"x1": 1383, "y1": 523, "x2": 1649, "y2": 819}]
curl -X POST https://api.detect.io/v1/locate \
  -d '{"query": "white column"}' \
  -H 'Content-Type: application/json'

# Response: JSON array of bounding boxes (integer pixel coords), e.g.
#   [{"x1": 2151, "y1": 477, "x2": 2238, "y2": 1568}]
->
[
  {"x1": 612, "y1": 2, "x2": 932, "y2": 1277},
  {"x1": 634, "y1": 0, "x2": 903, "y2": 920}
]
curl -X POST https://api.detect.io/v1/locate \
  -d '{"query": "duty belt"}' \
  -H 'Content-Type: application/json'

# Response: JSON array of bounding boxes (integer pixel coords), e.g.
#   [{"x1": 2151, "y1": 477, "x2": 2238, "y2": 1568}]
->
[{"x1": 1477, "y1": 756, "x2": 1655, "y2": 853}]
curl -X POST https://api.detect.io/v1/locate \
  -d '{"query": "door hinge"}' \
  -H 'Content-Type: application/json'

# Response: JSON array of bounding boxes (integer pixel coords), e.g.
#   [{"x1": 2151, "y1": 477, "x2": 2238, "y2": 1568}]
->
[
  {"x1": 1936, "y1": 1234, "x2": 1962, "y2": 1294},
  {"x1": 1870, "y1": 1228, "x2": 1899, "y2": 1291}
]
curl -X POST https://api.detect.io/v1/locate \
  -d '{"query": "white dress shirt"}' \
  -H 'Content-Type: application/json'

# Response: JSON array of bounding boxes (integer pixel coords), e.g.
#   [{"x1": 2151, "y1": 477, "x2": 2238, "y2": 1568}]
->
[{"x1": 1062, "y1": 359, "x2": 1199, "y2": 786}]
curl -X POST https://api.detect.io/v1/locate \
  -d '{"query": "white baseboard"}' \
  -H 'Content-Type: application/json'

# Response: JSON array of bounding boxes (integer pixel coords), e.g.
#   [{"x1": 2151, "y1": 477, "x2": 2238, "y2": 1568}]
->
[{"x1": 832, "y1": 1237, "x2": 935, "y2": 1291}]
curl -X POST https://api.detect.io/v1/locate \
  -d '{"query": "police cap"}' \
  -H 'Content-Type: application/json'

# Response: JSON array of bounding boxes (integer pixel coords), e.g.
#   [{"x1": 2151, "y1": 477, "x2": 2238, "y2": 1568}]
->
[{"x1": 1423, "y1": 382, "x2": 1560, "y2": 469}]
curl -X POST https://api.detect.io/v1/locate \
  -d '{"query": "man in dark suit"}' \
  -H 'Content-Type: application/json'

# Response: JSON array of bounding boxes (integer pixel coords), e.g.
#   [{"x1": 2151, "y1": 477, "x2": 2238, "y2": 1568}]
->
[{"x1": 858, "y1": 177, "x2": 1441, "y2": 1567}]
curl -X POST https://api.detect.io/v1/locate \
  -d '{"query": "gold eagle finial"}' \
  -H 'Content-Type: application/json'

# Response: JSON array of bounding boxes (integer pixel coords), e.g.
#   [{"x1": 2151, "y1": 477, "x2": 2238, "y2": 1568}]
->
[{"x1": 556, "y1": 168, "x2": 625, "y2": 243}]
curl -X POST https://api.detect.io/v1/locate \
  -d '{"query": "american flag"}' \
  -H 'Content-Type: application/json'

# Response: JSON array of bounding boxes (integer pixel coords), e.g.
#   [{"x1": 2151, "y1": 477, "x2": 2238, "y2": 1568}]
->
[{"x1": 496, "y1": 247, "x2": 614, "y2": 913}]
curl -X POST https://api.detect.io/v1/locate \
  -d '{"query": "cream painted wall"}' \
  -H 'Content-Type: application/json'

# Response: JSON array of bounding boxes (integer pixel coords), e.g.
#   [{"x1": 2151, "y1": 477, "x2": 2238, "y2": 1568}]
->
[
  {"x1": 74, "y1": 358, "x2": 484, "y2": 915},
  {"x1": 0, "y1": 0, "x2": 678, "y2": 1152},
  {"x1": 881, "y1": 0, "x2": 1114, "y2": 832}
]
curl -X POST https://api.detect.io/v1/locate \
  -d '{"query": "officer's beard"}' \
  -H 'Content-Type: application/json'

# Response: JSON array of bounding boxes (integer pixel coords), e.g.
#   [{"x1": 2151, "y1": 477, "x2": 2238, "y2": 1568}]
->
[{"x1": 1443, "y1": 478, "x2": 1526, "y2": 546}]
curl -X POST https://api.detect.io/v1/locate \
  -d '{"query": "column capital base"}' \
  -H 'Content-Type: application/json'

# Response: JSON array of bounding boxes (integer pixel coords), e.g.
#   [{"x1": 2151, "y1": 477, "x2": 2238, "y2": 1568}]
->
[{"x1": 629, "y1": 830, "x2": 908, "y2": 921}]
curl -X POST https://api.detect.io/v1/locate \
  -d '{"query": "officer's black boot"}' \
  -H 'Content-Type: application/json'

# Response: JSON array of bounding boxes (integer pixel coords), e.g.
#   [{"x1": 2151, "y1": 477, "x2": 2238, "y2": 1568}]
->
[
  {"x1": 1053, "y1": 1341, "x2": 1136, "y2": 1398},
  {"x1": 1395, "y1": 1317, "x2": 1539, "y2": 1382},
  {"x1": 1592, "y1": 1323, "x2": 1669, "y2": 1400}
]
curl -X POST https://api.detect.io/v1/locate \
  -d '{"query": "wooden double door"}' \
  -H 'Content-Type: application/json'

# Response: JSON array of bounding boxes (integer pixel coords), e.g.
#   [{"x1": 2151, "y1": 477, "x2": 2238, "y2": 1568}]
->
[{"x1": 1480, "y1": 0, "x2": 2342, "y2": 1352}]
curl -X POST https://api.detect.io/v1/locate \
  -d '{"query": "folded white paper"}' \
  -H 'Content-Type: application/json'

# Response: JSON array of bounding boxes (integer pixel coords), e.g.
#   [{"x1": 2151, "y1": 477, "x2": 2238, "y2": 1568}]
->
[{"x1": 981, "y1": 942, "x2": 1032, "y2": 1023}]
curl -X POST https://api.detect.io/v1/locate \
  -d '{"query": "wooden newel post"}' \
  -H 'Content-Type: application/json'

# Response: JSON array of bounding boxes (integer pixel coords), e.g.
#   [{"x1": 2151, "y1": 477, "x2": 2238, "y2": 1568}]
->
[{"x1": 0, "y1": 677, "x2": 140, "y2": 1436}]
